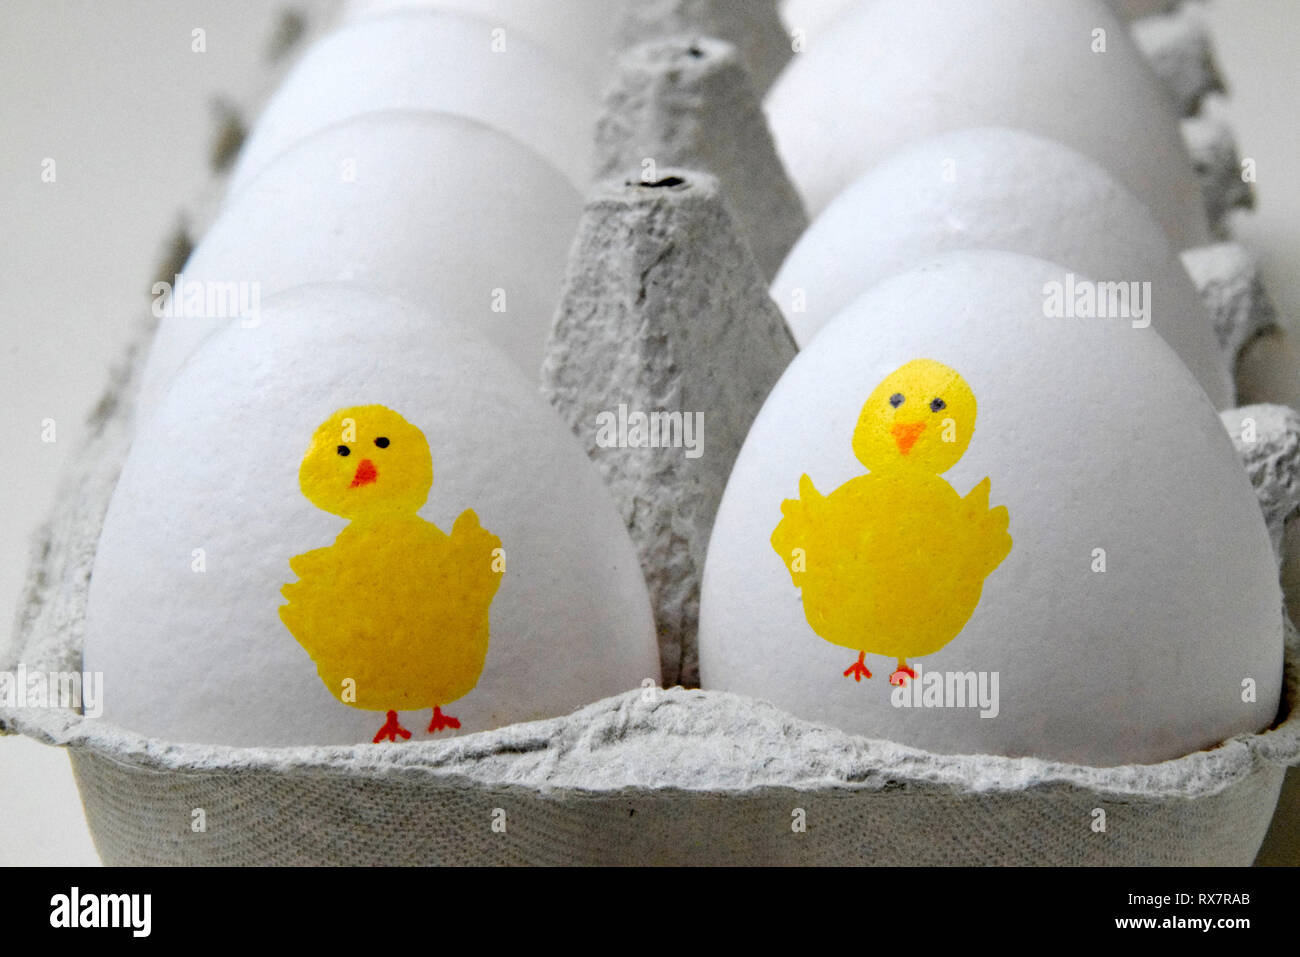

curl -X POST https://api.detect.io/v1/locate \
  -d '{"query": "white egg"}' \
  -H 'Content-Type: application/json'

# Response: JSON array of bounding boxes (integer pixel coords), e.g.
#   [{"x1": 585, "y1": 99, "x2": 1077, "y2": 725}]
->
[
  {"x1": 780, "y1": 0, "x2": 856, "y2": 36},
  {"x1": 772, "y1": 127, "x2": 1231, "y2": 408},
  {"x1": 228, "y1": 10, "x2": 598, "y2": 195},
  {"x1": 1106, "y1": 0, "x2": 1176, "y2": 22},
  {"x1": 339, "y1": 0, "x2": 622, "y2": 89},
  {"x1": 765, "y1": 0, "x2": 1209, "y2": 249},
  {"x1": 85, "y1": 285, "x2": 660, "y2": 747},
  {"x1": 700, "y1": 250, "x2": 1282, "y2": 767},
  {"x1": 139, "y1": 112, "x2": 581, "y2": 417}
]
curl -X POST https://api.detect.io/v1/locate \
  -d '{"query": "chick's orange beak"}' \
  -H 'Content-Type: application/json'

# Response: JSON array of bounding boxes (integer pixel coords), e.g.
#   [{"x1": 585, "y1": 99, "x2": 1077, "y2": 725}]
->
[
  {"x1": 890, "y1": 422, "x2": 926, "y2": 455},
  {"x1": 349, "y1": 458, "x2": 378, "y2": 488}
]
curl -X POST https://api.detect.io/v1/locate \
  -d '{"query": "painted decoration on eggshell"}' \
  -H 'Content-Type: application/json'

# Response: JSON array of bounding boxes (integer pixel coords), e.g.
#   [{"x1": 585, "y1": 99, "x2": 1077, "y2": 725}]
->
[
  {"x1": 772, "y1": 360, "x2": 1012, "y2": 687},
  {"x1": 280, "y1": 404, "x2": 503, "y2": 744}
]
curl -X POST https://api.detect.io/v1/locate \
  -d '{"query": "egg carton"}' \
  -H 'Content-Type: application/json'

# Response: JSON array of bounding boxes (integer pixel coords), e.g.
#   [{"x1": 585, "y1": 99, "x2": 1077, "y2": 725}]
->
[
  {"x1": 2, "y1": 344, "x2": 1298, "y2": 864},
  {"x1": 5, "y1": 0, "x2": 1300, "y2": 865},
  {"x1": 2, "y1": 378, "x2": 1298, "y2": 864}
]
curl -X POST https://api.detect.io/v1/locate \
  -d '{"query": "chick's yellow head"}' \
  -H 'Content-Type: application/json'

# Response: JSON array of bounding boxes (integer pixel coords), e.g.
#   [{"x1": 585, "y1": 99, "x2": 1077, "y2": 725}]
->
[
  {"x1": 852, "y1": 359, "x2": 975, "y2": 474},
  {"x1": 298, "y1": 404, "x2": 432, "y2": 519}
]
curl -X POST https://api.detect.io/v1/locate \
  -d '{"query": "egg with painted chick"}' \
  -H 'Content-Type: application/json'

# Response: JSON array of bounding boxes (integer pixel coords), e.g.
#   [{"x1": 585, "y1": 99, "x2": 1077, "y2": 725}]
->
[
  {"x1": 85, "y1": 284, "x2": 660, "y2": 746},
  {"x1": 765, "y1": 0, "x2": 1209, "y2": 249},
  {"x1": 700, "y1": 250, "x2": 1282, "y2": 767}
]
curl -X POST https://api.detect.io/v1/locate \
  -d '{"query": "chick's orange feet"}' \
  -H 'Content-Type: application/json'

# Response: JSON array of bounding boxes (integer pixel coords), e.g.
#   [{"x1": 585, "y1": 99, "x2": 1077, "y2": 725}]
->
[
  {"x1": 843, "y1": 651, "x2": 872, "y2": 682},
  {"x1": 428, "y1": 706, "x2": 461, "y2": 733},
  {"x1": 890, "y1": 660, "x2": 917, "y2": 687},
  {"x1": 373, "y1": 710, "x2": 412, "y2": 743}
]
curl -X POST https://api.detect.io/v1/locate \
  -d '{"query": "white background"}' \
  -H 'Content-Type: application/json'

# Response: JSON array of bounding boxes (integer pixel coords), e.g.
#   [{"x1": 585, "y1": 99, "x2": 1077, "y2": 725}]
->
[{"x1": 1, "y1": 0, "x2": 1297, "y2": 865}]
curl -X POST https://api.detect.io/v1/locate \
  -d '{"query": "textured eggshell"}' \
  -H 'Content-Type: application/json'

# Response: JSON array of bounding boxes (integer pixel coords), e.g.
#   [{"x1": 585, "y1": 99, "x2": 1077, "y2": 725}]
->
[
  {"x1": 85, "y1": 285, "x2": 660, "y2": 747},
  {"x1": 138, "y1": 112, "x2": 581, "y2": 417},
  {"x1": 765, "y1": 0, "x2": 1210, "y2": 249},
  {"x1": 700, "y1": 250, "x2": 1282, "y2": 767},
  {"x1": 227, "y1": 10, "x2": 598, "y2": 195},
  {"x1": 340, "y1": 0, "x2": 622, "y2": 89},
  {"x1": 772, "y1": 127, "x2": 1231, "y2": 408}
]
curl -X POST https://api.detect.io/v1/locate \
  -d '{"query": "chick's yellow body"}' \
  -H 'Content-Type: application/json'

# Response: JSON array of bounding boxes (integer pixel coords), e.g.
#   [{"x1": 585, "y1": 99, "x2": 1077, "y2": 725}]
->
[
  {"x1": 279, "y1": 404, "x2": 504, "y2": 738},
  {"x1": 281, "y1": 510, "x2": 502, "y2": 711},
  {"x1": 774, "y1": 471, "x2": 1010, "y2": 659}
]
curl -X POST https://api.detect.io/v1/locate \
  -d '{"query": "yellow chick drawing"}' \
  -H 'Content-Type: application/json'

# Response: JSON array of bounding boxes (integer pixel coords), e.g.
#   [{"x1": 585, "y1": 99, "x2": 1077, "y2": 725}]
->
[
  {"x1": 280, "y1": 404, "x2": 504, "y2": 743},
  {"x1": 771, "y1": 359, "x2": 1011, "y2": 687}
]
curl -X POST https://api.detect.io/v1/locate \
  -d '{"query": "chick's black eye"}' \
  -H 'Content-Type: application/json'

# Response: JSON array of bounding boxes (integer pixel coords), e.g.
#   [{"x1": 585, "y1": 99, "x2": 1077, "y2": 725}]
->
[
  {"x1": 930, "y1": 398, "x2": 946, "y2": 412},
  {"x1": 374, "y1": 436, "x2": 390, "y2": 448},
  {"x1": 336, "y1": 445, "x2": 350, "y2": 456},
  {"x1": 889, "y1": 393, "x2": 904, "y2": 408}
]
